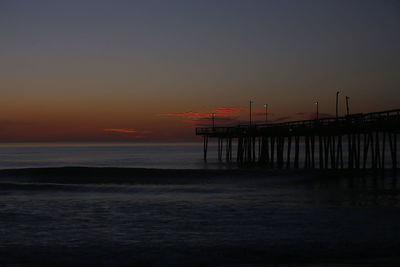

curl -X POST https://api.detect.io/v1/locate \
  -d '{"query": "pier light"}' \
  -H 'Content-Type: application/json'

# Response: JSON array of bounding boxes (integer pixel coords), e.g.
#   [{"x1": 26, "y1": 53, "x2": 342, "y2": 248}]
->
[
  {"x1": 249, "y1": 100, "x2": 253, "y2": 127},
  {"x1": 336, "y1": 91, "x2": 340, "y2": 119},
  {"x1": 314, "y1": 101, "x2": 319, "y2": 120}
]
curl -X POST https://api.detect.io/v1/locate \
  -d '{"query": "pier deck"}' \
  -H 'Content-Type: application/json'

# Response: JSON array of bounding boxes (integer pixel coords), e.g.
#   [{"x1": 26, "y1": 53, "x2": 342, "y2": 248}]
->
[{"x1": 196, "y1": 109, "x2": 400, "y2": 169}]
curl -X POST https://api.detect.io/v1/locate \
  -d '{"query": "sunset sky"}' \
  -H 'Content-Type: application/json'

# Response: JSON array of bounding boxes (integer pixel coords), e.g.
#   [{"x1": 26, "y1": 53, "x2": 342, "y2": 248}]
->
[{"x1": 1, "y1": 0, "x2": 399, "y2": 142}]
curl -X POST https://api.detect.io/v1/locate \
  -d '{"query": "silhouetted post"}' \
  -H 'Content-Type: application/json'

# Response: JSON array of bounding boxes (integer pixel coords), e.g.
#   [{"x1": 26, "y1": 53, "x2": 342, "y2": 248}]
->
[
  {"x1": 346, "y1": 96, "x2": 350, "y2": 116},
  {"x1": 370, "y1": 132, "x2": 376, "y2": 168},
  {"x1": 244, "y1": 137, "x2": 248, "y2": 162},
  {"x1": 363, "y1": 133, "x2": 369, "y2": 169},
  {"x1": 348, "y1": 134, "x2": 353, "y2": 168},
  {"x1": 294, "y1": 136, "x2": 300, "y2": 168},
  {"x1": 264, "y1": 104, "x2": 268, "y2": 123},
  {"x1": 279, "y1": 136, "x2": 285, "y2": 168},
  {"x1": 395, "y1": 133, "x2": 398, "y2": 169},
  {"x1": 330, "y1": 135, "x2": 336, "y2": 168},
  {"x1": 375, "y1": 132, "x2": 381, "y2": 168},
  {"x1": 252, "y1": 136, "x2": 256, "y2": 162},
  {"x1": 196, "y1": 107, "x2": 399, "y2": 169},
  {"x1": 388, "y1": 131, "x2": 397, "y2": 169},
  {"x1": 229, "y1": 138, "x2": 233, "y2": 161},
  {"x1": 382, "y1": 131, "x2": 386, "y2": 169},
  {"x1": 337, "y1": 135, "x2": 343, "y2": 168},
  {"x1": 270, "y1": 136, "x2": 275, "y2": 168},
  {"x1": 311, "y1": 135, "x2": 315, "y2": 168},
  {"x1": 248, "y1": 136, "x2": 252, "y2": 163},
  {"x1": 305, "y1": 136, "x2": 310, "y2": 168},
  {"x1": 277, "y1": 137, "x2": 283, "y2": 168},
  {"x1": 324, "y1": 136, "x2": 330, "y2": 168},
  {"x1": 218, "y1": 137, "x2": 223, "y2": 161},
  {"x1": 203, "y1": 136, "x2": 208, "y2": 161},
  {"x1": 244, "y1": 136, "x2": 249, "y2": 162},
  {"x1": 319, "y1": 135, "x2": 324, "y2": 168},
  {"x1": 237, "y1": 137, "x2": 243, "y2": 164},
  {"x1": 265, "y1": 136, "x2": 270, "y2": 166},
  {"x1": 286, "y1": 135, "x2": 292, "y2": 168},
  {"x1": 226, "y1": 138, "x2": 230, "y2": 161},
  {"x1": 249, "y1": 100, "x2": 253, "y2": 127},
  {"x1": 389, "y1": 131, "x2": 398, "y2": 169},
  {"x1": 356, "y1": 133, "x2": 361, "y2": 168},
  {"x1": 212, "y1": 113, "x2": 215, "y2": 130},
  {"x1": 315, "y1": 101, "x2": 319, "y2": 120},
  {"x1": 336, "y1": 91, "x2": 340, "y2": 120},
  {"x1": 352, "y1": 133, "x2": 357, "y2": 168}
]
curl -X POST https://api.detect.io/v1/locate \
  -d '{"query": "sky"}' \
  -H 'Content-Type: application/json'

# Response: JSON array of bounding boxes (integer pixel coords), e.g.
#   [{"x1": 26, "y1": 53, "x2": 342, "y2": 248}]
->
[{"x1": 1, "y1": 0, "x2": 399, "y2": 142}]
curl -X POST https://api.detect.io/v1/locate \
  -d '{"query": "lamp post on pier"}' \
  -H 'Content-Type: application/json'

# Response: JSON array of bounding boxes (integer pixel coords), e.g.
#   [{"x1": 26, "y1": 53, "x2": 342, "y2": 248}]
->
[
  {"x1": 346, "y1": 96, "x2": 350, "y2": 116},
  {"x1": 315, "y1": 101, "x2": 319, "y2": 120},
  {"x1": 264, "y1": 104, "x2": 268, "y2": 124},
  {"x1": 249, "y1": 100, "x2": 253, "y2": 127},
  {"x1": 336, "y1": 91, "x2": 340, "y2": 120}
]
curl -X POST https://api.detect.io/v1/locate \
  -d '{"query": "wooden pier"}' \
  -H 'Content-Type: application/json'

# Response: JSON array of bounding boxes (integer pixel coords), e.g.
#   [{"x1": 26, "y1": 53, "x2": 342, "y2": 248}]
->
[{"x1": 196, "y1": 109, "x2": 400, "y2": 169}]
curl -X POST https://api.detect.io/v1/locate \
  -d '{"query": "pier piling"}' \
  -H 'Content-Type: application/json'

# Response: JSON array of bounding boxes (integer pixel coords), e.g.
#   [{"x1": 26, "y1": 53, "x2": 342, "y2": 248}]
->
[{"x1": 197, "y1": 109, "x2": 399, "y2": 169}]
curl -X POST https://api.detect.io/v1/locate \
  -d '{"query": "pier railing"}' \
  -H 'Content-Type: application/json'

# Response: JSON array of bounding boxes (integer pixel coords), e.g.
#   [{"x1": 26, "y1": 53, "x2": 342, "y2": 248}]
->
[
  {"x1": 196, "y1": 108, "x2": 400, "y2": 169},
  {"x1": 196, "y1": 109, "x2": 400, "y2": 137}
]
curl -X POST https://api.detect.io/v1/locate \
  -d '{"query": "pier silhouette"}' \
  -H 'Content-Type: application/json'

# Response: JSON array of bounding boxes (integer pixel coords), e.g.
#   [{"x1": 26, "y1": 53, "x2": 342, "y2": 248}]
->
[{"x1": 196, "y1": 109, "x2": 399, "y2": 169}]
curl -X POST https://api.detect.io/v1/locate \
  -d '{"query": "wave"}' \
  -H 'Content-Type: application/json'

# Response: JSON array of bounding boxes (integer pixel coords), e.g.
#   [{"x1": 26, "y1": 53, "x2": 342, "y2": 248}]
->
[
  {"x1": 0, "y1": 166, "x2": 397, "y2": 187},
  {"x1": 0, "y1": 166, "x2": 265, "y2": 184}
]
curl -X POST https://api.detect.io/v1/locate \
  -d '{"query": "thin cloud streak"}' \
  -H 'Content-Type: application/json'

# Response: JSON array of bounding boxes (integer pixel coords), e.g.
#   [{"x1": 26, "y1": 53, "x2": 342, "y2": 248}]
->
[
  {"x1": 158, "y1": 107, "x2": 337, "y2": 130},
  {"x1": 157, "y1": 106, "x2": 246, "y2": 119},
  {"x1": 104, "y1": 128, "x2": 138, "y2": 134}
]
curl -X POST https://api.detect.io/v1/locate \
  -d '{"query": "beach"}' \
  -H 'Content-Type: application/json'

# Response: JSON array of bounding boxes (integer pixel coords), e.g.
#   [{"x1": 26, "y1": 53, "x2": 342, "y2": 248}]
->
[{"x1": 1, "y1": 167, "x2": 400, "y2": 265}]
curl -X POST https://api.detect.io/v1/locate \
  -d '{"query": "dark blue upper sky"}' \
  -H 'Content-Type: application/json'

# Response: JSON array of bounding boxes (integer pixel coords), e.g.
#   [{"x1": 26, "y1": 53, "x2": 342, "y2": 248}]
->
[{"x1": 0, "y1": 0, "x2": 399, "y2": 140}]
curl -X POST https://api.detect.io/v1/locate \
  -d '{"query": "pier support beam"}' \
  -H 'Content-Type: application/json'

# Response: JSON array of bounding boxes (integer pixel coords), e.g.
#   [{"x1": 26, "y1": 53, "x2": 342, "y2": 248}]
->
[
  {"x1": 203, "y1": 136, "x2": 208, "y2": 161},
  {"x1": 286, "y1": 136, "x2": 292, "y2": 169},
  {"x1": 196, "y1": 109, "x2": 400, "y2": 169}
]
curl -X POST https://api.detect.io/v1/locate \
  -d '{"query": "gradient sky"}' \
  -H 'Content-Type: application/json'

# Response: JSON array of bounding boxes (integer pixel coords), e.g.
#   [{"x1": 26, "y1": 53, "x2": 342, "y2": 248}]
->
[{"x1": 1, "y1": 0, "x2": 399, "y2": 141}]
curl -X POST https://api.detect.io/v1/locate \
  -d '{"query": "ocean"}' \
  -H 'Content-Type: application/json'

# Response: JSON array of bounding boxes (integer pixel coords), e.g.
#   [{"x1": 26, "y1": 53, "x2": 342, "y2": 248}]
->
[
  {"x1": 0, "y1": 142, "x2": 400, "y2": 265},
  {"x1": 0, "y1": 142, "x2": 229, "y2": 170},
  {"x1": 0, "y1": 140, "x2": 398, "y2": 169}
]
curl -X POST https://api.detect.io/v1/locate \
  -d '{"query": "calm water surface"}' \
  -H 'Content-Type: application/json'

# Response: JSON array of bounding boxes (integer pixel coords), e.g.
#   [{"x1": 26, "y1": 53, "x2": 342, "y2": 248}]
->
[
  {"x1": 0, "y1": 143, "x2": 400, "y2": 264},
  {"x1": 0, "y1": 142, "x2": 223, "y2": 169},
  {"x1": 0, "y1": 140, "x2": 397, "y2": 169}
]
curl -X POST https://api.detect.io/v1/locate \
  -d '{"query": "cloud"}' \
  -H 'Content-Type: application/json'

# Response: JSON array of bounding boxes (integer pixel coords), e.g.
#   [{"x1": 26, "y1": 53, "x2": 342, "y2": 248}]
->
[
  {"x1": 214, "y1": 107, "x2": 246, "y2": 114},
  {"x1": 157, "y1": 111, "x2": 201, "y2": 119},
  {"x1": 158, "y1": 106, "x2": 245, "y2": 118},
  {"x1": 157, "y1": 106, "x2": 335, "y2": 129},
  {"x1": 104, "y1": 128, "x2": 138, "y2": 134},
  {"x1": 157, "y1": 106, "x2": 247, "y2": 126},
  {"x1": 191, "y1": 117, "x2": 249, "y2": 127}
]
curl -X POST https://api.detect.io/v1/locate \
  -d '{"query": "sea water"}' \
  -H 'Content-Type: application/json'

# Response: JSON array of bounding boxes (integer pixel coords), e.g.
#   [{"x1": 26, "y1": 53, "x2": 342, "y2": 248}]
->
[
  {"x1": 0, "y1": 142, "x2": 222, "y2": 169},
  {"x1": 0, "y1": 140, "x2": 398, "y2": 170},
  {"x1": 0, "y1": 142, "x2": 400, "y2": 264}
]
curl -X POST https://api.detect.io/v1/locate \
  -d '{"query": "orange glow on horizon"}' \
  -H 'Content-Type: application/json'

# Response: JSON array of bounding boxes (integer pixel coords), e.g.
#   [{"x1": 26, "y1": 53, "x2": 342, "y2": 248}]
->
[{"x1": 104, "y1": 129, "x2": 138, "y2": 134}]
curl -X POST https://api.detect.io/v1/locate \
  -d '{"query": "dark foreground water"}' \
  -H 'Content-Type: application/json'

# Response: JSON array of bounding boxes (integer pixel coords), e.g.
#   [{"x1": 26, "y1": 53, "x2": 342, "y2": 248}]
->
[{"x1": 1, "y1": 168, "x2": 400, "y2": 265}]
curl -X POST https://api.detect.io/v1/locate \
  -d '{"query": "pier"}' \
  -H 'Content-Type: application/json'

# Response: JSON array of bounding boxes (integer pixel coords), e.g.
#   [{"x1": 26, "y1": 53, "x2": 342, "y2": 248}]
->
[{"x1": 196, "y1": 109, "x2": 400, "y2": 169}]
